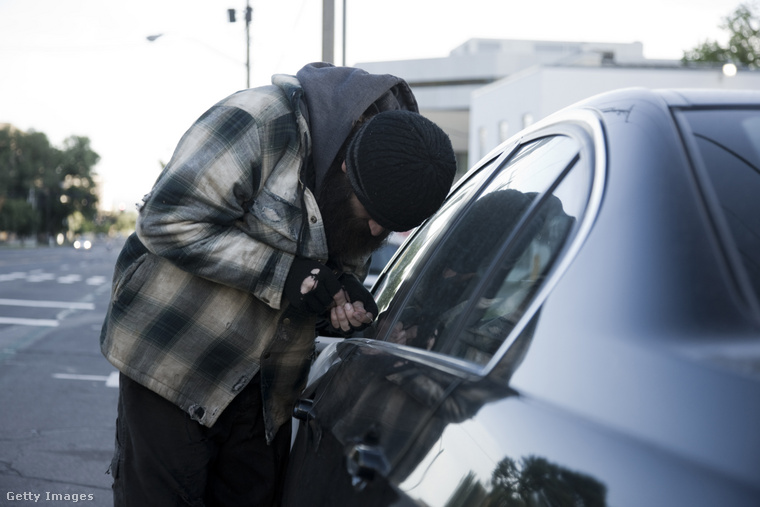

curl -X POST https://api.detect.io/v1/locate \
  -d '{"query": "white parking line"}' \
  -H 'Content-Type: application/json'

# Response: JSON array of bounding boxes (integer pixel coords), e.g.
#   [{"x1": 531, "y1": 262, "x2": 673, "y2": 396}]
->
[
  {"x1": 0, "y1": 298, "x2": 95, "y2": 310},
  {"x1": 52, "y1": 371, "x2": 119, "y2": 388},
  {"x1": 0, "y1": 271, "x2": 107, "y2": 285},
  {"x1": 86, "y1": 276, "x2": 107, "y2": 286},
  {"x1": 0, "y1": 272, "x2": 26, "y2": 282},
  {"x1": 53, "y1": 373, "x2": 110, "y2": 381},
  {"x1": 27, "y1": 273, "x2": 55, "y2": 282},
  {"x1": 0, "y1": 316, "x2": 58, "y2": 327},
  {"x1": 57, "y1": 274, "x2": 83, "y2": 284}
]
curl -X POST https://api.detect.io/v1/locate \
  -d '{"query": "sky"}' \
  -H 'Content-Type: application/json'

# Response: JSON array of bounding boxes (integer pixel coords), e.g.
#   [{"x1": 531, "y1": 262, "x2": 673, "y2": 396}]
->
[{"x1": 0, "y1": 0, "x2": 741, "y2": 212}]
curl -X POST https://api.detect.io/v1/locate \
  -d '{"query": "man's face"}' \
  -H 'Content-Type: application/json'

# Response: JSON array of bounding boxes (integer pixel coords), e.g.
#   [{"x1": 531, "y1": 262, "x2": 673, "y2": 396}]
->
[
  {"x1": 347, "y1": 192, "x2": 387, "y2": 238},
  {"x1": 317, "y1": 163, "x2": 391, "y2": 262}
]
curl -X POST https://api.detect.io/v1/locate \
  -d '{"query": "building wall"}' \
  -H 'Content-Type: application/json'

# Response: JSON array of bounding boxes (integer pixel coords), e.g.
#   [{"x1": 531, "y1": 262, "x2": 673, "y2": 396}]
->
[
  {"x1": 354, "y1": 38, "x2": 760, "y2": 173},
  {"x1": 469, "y1": 66, "x2": 760, "y2": 165},
  {"x1": 356, "y1": 39, "x2": 650, "y2": 176}
]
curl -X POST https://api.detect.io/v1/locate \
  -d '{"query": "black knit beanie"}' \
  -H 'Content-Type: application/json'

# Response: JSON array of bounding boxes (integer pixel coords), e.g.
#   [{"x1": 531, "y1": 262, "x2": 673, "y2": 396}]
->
[{"x1": 344, "y1": 110, "x2": 457, "y2": 232}]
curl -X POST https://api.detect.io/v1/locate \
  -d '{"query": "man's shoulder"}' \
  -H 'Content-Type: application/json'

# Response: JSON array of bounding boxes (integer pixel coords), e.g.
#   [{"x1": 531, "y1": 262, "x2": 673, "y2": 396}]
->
[{"x1": 217, "y1": 80, "x2": 301, "y2": 121}]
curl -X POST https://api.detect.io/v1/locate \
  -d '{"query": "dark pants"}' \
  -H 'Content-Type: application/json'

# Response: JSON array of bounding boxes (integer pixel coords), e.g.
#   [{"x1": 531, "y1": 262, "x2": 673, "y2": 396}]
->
[{"x1": 111, "y1": 373, "x2": 291, "y2": 507}]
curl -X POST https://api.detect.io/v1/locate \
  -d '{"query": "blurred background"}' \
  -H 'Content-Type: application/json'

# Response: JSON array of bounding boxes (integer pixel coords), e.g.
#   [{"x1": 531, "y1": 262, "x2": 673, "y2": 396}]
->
[{"x1": 0, "y1": 0, "x2": 752, "y2": 244}]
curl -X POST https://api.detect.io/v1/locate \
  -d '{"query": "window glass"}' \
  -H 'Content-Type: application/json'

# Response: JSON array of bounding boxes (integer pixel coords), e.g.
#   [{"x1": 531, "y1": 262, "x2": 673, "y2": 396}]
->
[
  {"x1": 681, "y1": 109, "x2": 760, "y2": 301},
  {"x1": 368, "y1": 135, "x2": 591, "y2": 366},
  {"x1": 371, "y1": 163, "x2": 493, "y2": 313},
  {"x1": 436, "y1": 160, "x2": 587, "y2": 363}
]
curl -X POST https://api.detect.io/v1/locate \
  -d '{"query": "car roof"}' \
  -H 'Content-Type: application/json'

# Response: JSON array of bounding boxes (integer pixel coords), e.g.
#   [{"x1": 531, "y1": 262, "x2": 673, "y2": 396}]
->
[
  {"x1": 656, "y1": 88, "x2": 760, "y2": 107},
  {"x1": 574, "y1": 87, "x2": 760, "y2": 111}
]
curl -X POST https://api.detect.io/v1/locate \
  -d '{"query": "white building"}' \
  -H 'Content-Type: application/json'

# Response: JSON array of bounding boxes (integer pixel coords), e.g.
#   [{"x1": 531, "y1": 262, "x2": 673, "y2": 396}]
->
[{"x1": 356, "y1": 38, "x2": 760, "y2": 172}]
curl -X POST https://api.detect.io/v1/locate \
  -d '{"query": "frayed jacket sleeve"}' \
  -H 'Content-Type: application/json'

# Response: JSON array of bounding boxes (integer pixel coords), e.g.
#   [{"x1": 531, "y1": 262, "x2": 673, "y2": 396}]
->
[{"x1": 135, "y1": 103, "x2": 300, "y2": 310}]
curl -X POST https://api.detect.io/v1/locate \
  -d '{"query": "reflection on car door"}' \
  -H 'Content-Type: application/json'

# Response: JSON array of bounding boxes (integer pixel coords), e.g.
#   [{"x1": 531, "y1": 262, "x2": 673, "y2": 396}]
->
[{"x1": 286, "y1": 341, "x2": 484, "y2": 506}]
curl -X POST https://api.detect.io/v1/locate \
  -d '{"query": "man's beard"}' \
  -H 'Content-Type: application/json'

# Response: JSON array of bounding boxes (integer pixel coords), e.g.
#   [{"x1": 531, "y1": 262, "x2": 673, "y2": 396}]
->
[{"x1": 317, "y1": 164, "x2": 391, "y2": 263}]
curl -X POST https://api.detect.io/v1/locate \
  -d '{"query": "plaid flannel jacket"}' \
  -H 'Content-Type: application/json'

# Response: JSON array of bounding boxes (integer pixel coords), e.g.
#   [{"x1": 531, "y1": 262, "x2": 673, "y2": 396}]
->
[{"x1": 100, "y1": 74, "x2": 355, "y2": 442}]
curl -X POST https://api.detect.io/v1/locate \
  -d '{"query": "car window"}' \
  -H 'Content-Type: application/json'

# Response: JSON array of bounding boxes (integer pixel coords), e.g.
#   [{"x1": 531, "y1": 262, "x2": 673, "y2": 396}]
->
[
  {"x1": 680, "y1": 108, "x2": 760, "y2": 304},
  {"x1": 370, "y1": 161, "x2": 495, "y2": 311},
  {"x1": 366, "y1": 135, "x2": 592, "y2": 366}
]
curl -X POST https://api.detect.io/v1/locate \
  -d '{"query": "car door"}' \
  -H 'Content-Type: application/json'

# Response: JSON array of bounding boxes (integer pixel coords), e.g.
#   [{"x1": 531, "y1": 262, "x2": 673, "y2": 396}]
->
[{"x1": 283, "y1": 121, "x2": 600, "y2": 507}]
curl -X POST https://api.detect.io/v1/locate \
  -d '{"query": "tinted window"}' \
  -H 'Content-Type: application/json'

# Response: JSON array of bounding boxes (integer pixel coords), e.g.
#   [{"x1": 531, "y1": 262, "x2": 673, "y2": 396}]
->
[
  {"x1": 370, "y1": 162, "x2": 493, "y2": 312},
  {"x1": 682, "y1": 109, "x2": 760, "y2": 302},
  {"x1": 367, "y1": 135, "x2": 592, "y2": 366}
]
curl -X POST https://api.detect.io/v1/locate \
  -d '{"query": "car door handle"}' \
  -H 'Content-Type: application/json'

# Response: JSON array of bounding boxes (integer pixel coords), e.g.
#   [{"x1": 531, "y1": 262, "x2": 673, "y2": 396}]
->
[
  {"x1": 292, "y1": 398, "x2": 314, "y2": 421},
  {"x1": 346, "y1": 442, "x2": 390, "y2": 490}
]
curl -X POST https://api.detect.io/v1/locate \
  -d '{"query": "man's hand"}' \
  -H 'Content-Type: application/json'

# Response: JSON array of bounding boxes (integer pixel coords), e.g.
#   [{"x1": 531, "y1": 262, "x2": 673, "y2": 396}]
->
[
  {"x1": 330, "y1": 274, "x2": 379, "y2": 333},
  {"x1": 330, "y1": 289, "x2": 375, "y2": 333},
  {"x1": 284, "y1": 258, "x2": 343, "y2": 314}
]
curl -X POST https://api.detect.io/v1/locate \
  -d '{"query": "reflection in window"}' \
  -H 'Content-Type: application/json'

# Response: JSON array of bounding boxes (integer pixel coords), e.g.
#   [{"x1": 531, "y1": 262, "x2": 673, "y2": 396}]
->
[
  {"x1": 371, "y1": 165, "x2": 493, "y2": 314},
  {"x1": 369, "y1": 136, "x2": 591, "y2": 366}
]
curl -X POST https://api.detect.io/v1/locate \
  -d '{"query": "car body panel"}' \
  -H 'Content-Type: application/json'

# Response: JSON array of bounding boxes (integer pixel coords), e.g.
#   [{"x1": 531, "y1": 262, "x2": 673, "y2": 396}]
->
[{"x1": 398, "y1": 388, "x2": 759, "y2": 507}]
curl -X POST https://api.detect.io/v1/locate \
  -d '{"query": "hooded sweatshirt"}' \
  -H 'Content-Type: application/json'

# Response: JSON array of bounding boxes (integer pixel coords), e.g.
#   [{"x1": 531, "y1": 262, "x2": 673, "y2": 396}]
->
[{"x1": 296, "y1": 62, "x2": 418, "y2": 194}]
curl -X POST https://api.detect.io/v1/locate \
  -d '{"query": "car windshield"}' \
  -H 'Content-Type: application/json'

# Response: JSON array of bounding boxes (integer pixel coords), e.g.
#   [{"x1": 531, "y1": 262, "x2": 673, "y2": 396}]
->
[{"x1": 681, "y1": 108, "x2": 760, "y2": 305}]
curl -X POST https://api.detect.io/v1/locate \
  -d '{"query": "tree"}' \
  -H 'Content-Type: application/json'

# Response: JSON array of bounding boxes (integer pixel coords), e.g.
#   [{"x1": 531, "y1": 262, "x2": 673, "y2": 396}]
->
[
  {"x1": 0, "y1": 128, "x2": 56, "y2": 202},
  {"x1": 0, "y1": 126, "x2": 100, "y2": 241},
  {"x1": 46, "y1": 135, "x2": 101, "y2": 236},
  {"x1": 683, "y1": 2, "x2": 760, "y2": 68},
  {"x1": 0, "y1": 199, "x2": 38, "y2": 237}
]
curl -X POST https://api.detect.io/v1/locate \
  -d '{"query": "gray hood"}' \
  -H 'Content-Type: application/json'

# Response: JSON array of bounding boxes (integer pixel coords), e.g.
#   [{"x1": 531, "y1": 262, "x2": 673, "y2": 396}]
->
[{"x1": 295, "y1": 62, "x2": 418, "y2": 193}]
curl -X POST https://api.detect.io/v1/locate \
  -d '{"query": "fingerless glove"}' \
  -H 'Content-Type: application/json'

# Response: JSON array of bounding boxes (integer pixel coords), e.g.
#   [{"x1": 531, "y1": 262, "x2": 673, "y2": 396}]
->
[{"x1": 284, "y1": 258, "x2": 342, "y2": 314}]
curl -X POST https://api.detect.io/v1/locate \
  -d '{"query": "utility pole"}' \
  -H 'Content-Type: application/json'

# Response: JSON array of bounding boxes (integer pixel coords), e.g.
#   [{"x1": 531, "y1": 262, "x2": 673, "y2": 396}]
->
[
  {"x1": 322, "y1": 0, "x2": 335, "y2": 64},
  {"x1": 342, "y1": 0, "x2": 346, "y2": 66},
  {"x1": 228, "y1": 1, "x2": 253, "y2": 88}
]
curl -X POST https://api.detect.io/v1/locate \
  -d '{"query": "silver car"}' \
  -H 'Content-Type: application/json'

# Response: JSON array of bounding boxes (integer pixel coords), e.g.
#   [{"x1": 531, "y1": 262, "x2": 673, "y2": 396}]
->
[{"x1": 284, "y1": 88, "x2": 760, "y2": 507}]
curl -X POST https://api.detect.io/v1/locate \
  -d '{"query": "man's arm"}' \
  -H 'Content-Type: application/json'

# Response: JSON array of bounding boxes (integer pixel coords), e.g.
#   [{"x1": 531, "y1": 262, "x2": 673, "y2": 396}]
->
[{"x1": 136, "y1": 105, "x2": 294, "y2": 308}]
